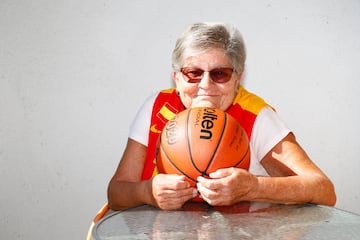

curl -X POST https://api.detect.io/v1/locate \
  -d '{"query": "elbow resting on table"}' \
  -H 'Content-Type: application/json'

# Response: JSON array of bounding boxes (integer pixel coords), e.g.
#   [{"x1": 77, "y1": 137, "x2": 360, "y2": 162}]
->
[{"x1": 312, "y1": 175, "x2": 337, "y2": 206}]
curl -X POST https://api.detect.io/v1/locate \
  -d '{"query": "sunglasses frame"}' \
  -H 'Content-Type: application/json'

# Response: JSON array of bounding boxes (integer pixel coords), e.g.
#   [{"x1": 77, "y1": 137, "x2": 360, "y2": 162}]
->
[{"x1": 180, "y1": 67, "x2": 234, "y2": 83}]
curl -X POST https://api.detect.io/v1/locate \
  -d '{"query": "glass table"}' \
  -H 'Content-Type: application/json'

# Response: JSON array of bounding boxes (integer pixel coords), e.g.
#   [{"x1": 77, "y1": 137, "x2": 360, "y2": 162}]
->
[{"x1": 92, "y1": 201, "x2": 360, "y2": 239}]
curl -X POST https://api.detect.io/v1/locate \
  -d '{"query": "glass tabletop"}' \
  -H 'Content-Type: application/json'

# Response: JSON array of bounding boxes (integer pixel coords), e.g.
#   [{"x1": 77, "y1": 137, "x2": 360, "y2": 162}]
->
[{"x1": 92, "y1": 202, "x2": 360, "y2": 240}]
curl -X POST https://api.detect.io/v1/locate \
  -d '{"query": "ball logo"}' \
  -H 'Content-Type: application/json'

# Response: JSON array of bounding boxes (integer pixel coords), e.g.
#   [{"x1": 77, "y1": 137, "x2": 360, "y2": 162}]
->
[
  {"x1": 165, "y1": 116, "x2": 179, "y2": 145},
  {"x1": 158, "y1": 107, "x2": 251, "y2": 189},
  {"x1": 199, "y1": 108, "x2": 218, "y2": 140}
]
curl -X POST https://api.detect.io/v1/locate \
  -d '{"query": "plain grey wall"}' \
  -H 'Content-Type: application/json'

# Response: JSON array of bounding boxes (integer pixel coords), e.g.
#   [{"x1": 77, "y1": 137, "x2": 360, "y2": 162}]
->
[{"x1": 1, "y1": 0, "x2": 359, "y2": 239}]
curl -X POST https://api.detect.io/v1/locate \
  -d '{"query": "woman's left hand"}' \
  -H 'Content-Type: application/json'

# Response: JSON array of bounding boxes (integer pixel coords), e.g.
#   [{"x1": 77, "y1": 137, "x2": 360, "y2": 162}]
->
[{"x1": 196, "y1": 167, "x2": 258, "y2": 206}]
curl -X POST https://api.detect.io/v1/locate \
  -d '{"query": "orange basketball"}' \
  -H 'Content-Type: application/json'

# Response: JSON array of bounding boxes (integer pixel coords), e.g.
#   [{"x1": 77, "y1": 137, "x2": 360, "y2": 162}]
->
[{"x1": 157, "y1": 107, "x2": 250, "y2": 187}]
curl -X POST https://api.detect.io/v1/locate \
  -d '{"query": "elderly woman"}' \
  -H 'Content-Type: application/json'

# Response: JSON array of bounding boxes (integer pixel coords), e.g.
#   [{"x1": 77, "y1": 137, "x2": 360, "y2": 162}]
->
[{"x1": 107, "y1": 22, "x2": 336, "y2": 211}]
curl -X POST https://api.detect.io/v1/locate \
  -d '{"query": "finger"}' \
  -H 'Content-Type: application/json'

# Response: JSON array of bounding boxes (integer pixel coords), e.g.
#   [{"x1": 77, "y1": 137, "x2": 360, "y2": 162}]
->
[
  {"x1": 197, "y1": 176, "x2": 224, "y2": 189},
  {"x1": 197, "y1": 182, "x2": 217, "y2": 197},
  {"x1": 196, "y1": 184, "x2": 219, "y2": 205},
  {"x1": 158, "y1": 188, "x2": 198, "y2": 210},
  {"x1": 209, "y1": 167, "x2": 233, "y2": 178},
  {"x1": 177, "y1": 187, "x2": 198, "y2": 201},
  {"x1": 157, "y1": 174, "x2": 190, "y2": 190},
  {"x1": 160, "y1": 187, "x2": 197, "y2": 198},
  {"x1": 171, "y1": 178, "x2": 191, "y2": 190},
  {"x1": 166, "y1": 174, "x2": 186, "y2": 181}
]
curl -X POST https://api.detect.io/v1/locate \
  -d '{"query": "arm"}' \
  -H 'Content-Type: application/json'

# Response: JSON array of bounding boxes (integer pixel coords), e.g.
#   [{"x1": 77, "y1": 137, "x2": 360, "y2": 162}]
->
[
  {"x1": 196, "y1": 133, "x2": 336, "y2": 206},
  {"x1": 107, "y1": 138, "x2": 152, "y2": 210},
  {"x1": 107, "y1": 138, "x2": 196, "y2": 211},
  {"x1": 255, "y1": 133, "x2": 336, "y2": 205}
]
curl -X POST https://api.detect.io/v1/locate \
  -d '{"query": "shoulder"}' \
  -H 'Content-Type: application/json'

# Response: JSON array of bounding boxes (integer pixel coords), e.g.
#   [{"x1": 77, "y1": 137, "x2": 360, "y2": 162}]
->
[
  {"x1": 234, "y1": 86, "x2": 274, "y2": 115},
  {"x1": 128, "y1": 88, "x2": 181, "y2": 146},
  {"x1": 251, "y1": 106, "x2": 291, "y2": 160},
  {"x1": 139, "y1": 88, "x2": 177, "y2": 114},
  {"x1": 151, "y1": 88, "x2": 178, "y2": 109}
]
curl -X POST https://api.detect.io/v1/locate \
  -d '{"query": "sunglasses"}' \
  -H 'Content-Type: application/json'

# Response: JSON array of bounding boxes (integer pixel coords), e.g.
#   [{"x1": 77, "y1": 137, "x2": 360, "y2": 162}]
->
[{"x1": 180, "y1": 67, "x2": 234, "y2": 83}]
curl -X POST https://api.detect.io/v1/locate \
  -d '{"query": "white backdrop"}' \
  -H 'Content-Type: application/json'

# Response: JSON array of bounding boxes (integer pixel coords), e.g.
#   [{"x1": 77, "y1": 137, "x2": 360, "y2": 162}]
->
[{"x1": 1, "y1": 0, "x2": 359, "y2": 239}]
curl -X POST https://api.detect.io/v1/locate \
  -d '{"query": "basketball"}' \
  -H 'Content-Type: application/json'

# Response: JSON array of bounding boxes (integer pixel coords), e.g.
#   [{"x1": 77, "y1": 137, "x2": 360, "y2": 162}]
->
[{"x1": 157, "y1": 107, "x2": 250, "y2": 188}]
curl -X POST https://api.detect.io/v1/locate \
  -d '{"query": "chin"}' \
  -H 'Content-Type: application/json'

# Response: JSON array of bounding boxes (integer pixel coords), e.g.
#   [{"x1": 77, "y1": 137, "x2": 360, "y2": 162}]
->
[{"x1": 191, "y1": 102, "x2": 219, "y2": 109}]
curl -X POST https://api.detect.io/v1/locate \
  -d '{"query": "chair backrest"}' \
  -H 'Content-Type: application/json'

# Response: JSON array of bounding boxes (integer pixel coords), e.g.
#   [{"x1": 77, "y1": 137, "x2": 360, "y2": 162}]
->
[{"x1": 86, "y1": 203, "x2": 110, "y2": 240}]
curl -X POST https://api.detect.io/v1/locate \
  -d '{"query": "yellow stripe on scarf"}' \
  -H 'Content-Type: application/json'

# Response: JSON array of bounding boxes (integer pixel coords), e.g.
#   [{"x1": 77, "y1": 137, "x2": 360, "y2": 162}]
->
[
  {"x1": 234, "y1": 86, "x2": 273, "y2": 114},
  {"x1": 159, "y1": 105, "x2": 177, "y2": 120}
]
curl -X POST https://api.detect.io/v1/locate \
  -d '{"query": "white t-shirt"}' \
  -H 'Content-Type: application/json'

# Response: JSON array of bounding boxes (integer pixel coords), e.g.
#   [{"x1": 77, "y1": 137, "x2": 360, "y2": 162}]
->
[{"x1": 129, "y1": 93, "x2": 291, "y2": 176}]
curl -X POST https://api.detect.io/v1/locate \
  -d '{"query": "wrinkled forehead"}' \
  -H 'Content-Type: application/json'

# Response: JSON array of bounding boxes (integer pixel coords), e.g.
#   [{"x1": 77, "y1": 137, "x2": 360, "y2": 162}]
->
[{"x1": 179, "y1": 47, "x2": 231, "y2": 67}]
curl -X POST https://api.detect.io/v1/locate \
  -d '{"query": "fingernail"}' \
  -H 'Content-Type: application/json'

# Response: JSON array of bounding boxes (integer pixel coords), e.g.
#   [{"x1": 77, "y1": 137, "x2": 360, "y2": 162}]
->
[{"x1": 192, "y1": 189, "x2": 198, "y2": 198}]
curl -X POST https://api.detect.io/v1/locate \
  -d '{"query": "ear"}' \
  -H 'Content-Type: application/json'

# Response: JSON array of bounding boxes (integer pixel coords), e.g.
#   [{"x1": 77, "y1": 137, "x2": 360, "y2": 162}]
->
[
  {"x1": 235, "y1": 72, "x2": 243, "y2": 86},
  {"x1": 173, "y1": 71, "x2": 179, "y2": 85}
]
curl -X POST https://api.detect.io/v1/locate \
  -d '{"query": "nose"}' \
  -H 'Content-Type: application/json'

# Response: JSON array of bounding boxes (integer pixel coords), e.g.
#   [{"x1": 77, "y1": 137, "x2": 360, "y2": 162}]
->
[{"x1": 198, "y1": 72, "x2": 213, "y2": 89}]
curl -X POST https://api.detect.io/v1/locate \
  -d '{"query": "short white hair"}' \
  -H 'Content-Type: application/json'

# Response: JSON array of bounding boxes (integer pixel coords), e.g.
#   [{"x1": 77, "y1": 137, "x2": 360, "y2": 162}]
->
[{"x1": 172, "y1": 22, "x2": 246, "y2": 73}]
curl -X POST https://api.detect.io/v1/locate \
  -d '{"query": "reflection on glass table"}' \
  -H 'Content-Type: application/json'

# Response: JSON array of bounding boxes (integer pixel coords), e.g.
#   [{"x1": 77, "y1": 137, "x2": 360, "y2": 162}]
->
[{"x1": 92, "y1": 201, "x2": 360, "y2": 240}]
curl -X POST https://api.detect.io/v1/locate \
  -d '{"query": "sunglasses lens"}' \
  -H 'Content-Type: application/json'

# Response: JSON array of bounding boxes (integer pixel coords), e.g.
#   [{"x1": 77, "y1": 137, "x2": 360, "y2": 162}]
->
[
  {"x1": 181, "y1": 68, "x2": 204, "y2": 83},
  {"x1": 209, "y1": 68, "x2": 233, "y2": 83},
  {"x1": 181, "y1": 67, "x2": 233, "y2": 83}
]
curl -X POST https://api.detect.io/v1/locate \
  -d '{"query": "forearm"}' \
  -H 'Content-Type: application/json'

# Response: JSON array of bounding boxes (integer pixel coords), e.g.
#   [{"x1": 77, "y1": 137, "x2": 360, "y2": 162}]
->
[
  {"x1": 107, "y1": 179, "x2": 155, "y2": 211},
  {"x1": 255, "y1": 133, "x2": 337, "y2": 206},
  {"x1": 251, "y1": 175, "x2": 336, "y2": 206}
]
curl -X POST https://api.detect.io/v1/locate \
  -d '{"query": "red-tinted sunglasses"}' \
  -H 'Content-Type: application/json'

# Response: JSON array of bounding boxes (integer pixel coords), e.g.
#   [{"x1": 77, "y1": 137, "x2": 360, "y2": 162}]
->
[{"x1": 180, "y1": 67, "x2": 234, "y2": 83}]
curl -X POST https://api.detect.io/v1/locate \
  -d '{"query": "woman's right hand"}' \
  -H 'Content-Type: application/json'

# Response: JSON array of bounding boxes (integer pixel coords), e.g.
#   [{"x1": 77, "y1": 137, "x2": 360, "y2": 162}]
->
[{"x1": 151, "y1": 174, "x2": 198, "y2": 210}]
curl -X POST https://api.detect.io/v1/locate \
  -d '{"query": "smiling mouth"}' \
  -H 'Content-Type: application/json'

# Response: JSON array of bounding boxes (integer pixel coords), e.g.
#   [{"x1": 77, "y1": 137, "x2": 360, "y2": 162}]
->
[
  {"x1": 197, "y1": 94, "x2": 218, "y2": 97},
  {"x1": 194, "y1": 95, "x2": 218, "y2": 104}
]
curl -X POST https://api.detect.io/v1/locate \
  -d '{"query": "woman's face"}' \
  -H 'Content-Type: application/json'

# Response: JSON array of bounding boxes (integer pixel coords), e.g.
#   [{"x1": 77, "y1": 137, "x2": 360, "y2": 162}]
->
[{"x1": 173, "y1": 49, "x2": 242, "y2": 111}]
